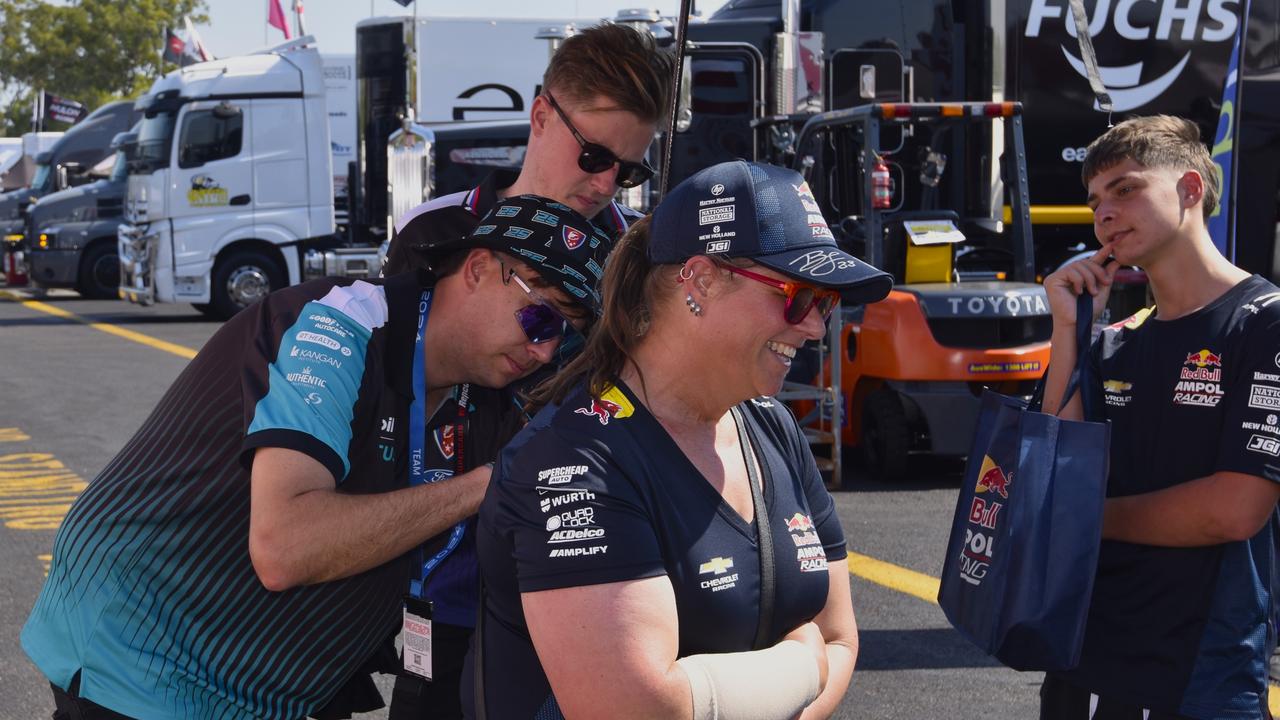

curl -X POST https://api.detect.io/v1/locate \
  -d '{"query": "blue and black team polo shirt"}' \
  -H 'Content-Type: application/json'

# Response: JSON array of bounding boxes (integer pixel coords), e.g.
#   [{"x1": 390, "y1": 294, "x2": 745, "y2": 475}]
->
[
  {"x1": 466, "y1": 380, "x2": 847, "y2": 719},
  {"x1": 23, "y1": 272, "x2": 428, "y2": 719},
  {"x1": 1060, "y1": 275, "x2": 1280, "y2": 718}
]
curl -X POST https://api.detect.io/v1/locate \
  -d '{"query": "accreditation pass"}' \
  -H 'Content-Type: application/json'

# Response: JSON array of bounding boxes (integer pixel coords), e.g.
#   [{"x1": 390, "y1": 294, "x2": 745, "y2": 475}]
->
[{"x1": 402, "y1": 600, "x2": 433, "y2": 679}]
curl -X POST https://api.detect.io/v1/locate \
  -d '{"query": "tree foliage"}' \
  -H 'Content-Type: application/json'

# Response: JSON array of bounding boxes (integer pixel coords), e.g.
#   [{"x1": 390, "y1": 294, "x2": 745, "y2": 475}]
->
[{"x1": 0, "y1": 0, "x2": 208, "y2": 134}]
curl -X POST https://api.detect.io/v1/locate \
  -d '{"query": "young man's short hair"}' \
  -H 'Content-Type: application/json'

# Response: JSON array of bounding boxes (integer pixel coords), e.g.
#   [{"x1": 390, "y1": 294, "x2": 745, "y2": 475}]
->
[
  {"x1": 541, "y1": 22, "x2": 675, "y2": 125},
  {"x1": 1081, "y1": 115, "x2": 1220, "y2": 221}
]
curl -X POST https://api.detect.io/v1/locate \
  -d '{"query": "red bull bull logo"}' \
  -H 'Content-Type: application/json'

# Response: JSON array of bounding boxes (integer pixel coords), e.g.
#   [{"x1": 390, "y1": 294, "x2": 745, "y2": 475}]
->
[
  {"x1": 1184, "y1": 348, "x2": 1223, "y2": 369},
  {"x1": 573, "y1": 386, "x2": 635, "y2": 426},
  {"x1": 974, "y1": 455, "x2": 1012, "y2": 499},
  {"x1": 784, "y1": 512, "x2": 816, "y2": 532}
]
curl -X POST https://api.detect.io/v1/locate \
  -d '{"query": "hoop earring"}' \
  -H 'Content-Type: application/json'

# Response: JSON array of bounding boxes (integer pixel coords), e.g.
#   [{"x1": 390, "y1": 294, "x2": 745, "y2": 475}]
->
[
  {"x1": 686, "y1": 294, "x2": 703, "y2": 316},
  {"x1": 678, "y1": 265, "x2": 694, "y2": 283}
]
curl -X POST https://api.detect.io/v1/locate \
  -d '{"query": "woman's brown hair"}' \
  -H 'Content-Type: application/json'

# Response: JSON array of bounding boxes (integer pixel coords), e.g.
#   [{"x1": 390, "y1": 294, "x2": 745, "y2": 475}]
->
[{"x1": 528, "y1": 215, "x2": 670, "y2": 407}]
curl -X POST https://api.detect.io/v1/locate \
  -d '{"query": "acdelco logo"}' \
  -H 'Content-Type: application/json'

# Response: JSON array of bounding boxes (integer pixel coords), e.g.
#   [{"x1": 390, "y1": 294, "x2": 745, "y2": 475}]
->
[{"x1": 1025, "y1": 0, "x2": 1240, "y2": 111}]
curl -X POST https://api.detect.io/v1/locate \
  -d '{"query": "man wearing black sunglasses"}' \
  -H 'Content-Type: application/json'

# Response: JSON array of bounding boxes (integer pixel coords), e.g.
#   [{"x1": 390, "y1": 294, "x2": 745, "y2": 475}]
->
[
  {"x1": 377, "y1": 23, "x2": 673, "y2": 720},
  {"x1": 384, "y1": 21, "x2": 672, "y2": 276}
]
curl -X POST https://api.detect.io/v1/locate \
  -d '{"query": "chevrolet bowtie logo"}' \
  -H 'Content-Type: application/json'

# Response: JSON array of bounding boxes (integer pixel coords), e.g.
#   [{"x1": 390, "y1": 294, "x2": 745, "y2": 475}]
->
[{"x1": 698, "y1": 557, "x2": 734, "y2": 575}]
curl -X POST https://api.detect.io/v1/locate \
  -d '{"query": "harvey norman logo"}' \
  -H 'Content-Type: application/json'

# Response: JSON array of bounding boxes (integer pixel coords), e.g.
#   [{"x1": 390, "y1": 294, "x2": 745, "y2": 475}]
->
[{"x1": 1025, "y1": 0, "x2": 1240, "y2": 111}]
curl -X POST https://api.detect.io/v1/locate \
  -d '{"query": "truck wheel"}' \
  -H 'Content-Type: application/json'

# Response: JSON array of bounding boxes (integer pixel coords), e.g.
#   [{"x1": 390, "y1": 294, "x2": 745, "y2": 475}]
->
[
  {"x1": 75, "y1": 243, "x2": 120, "y2": 299},
  {"x1": 862, "y1": 388, "x2": 910, "y2": 482},
  {"x1": 209, "y1": 249, "x2": 283, "y2": 320}
]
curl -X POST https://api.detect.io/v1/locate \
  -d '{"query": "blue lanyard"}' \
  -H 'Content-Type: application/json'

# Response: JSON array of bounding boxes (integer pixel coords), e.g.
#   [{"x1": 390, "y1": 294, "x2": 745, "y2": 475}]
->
[{"x1": 408, "y1": 290, "x2": 468, "y2": 598}]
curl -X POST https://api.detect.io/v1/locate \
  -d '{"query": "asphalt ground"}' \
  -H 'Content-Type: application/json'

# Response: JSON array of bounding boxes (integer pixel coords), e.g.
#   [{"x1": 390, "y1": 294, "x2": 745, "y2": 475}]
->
[{"x1": 1, "y1": 287, "x2": 1048, "y2": 719}]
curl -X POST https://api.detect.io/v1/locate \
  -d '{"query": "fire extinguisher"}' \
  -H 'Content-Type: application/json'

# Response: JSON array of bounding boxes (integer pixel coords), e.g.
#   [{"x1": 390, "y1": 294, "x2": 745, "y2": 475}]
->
[{"x1": 871, "y1": 155, "x2": 893, "y2": 209}]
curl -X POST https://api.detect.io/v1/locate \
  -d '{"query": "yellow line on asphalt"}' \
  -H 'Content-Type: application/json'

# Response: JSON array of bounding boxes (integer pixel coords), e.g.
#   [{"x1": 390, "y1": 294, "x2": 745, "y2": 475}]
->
[
  {"x1": 847, "y1": 550, "x2": 941, "y2": 605},
  {"x1": 0, "y1": 290, "x2": 197, "y2": 360},
  {"x1": 847, "y1": 549, "x2": 1280, "y2": 712}
]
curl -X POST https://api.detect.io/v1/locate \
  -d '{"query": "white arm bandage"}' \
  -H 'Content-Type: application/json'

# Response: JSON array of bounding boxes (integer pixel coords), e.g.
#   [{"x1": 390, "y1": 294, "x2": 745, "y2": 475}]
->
[{"x1": 675, "y1": 640, "x2": 820, "y2": 720}]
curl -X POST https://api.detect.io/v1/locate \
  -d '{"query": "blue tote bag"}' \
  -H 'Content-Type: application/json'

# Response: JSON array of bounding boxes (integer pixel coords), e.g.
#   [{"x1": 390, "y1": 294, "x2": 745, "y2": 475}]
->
[{"x1": 938, "y1": 293, "x2": 1110, "y2": 671}]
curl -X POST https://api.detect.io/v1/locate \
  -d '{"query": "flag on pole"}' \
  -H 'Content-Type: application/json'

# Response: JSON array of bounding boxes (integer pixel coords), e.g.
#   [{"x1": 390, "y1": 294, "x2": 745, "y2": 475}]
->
[
  {"x1": 184, "y1": 16, "x2": 213, "y2": 62},
  {"x1": 268, "y1": 0, "x2": 293, "y2": 39},
  {"x1": 43, "y1": 92, "x2": 88, "y2": 125},
  {"x1": 162, "y1": 27, "x2": 187, "y2": 64},
  {"x1": 293, "y1": 0, "x2": 308, "y2": 36},
  {"x1": 1207, "y1": 0, "x2": 1251, "y2": 262},
  {"x1": 162, "y1": 26, "x2": 204, "y2": 67}
]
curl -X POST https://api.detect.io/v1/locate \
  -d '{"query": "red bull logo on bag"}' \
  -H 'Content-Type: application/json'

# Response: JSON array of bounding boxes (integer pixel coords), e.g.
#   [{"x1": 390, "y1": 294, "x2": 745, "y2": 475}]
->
[
  {"x1": 574, "y1": 386, "x2": 635, "y2": 426},
  {"x1": 974, "y1": 455, "x2": 1012, "y2": 499}
]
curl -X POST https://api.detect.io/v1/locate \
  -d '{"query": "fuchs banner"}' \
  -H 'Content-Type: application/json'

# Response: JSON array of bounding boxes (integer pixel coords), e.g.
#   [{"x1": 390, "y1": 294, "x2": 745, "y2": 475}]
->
[
  {"x1": 42, "y1": 92, "x2": 87, "y2": 125},
  {"x1": 1008, "y1": 0, "x2": 1246, "y2": 205}
]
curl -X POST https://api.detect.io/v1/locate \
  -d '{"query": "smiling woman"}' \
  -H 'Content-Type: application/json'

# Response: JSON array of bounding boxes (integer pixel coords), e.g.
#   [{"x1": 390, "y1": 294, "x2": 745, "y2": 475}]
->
[{"x1": 466, "y1": 161, "x2": 892, "y2": 720}]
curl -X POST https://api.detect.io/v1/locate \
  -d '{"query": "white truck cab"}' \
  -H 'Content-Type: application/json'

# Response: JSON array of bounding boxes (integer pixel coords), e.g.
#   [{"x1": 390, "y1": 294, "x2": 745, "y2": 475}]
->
[{"x1": 119, "y1": 37, "x2": 339, "y2": 319}]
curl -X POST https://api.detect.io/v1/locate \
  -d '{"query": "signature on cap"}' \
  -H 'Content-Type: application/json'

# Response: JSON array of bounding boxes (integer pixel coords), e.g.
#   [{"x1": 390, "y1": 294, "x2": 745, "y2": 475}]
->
[{"x1": 789, "y1": 250, "x2": 858, "y2": 277}]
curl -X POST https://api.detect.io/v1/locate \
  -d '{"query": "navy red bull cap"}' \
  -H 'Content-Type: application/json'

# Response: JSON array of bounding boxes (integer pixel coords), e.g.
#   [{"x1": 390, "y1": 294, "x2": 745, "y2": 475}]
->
[
  {"x1": 461, "y1": 195, "x2": 614, "y2": 317},
  {"x1": 649, "y1": 161, "x2": 893, "y2": 304}
]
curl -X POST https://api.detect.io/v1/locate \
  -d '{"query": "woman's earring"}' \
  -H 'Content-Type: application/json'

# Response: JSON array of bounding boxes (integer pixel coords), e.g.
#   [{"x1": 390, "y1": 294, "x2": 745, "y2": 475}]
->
[{"x1": 686, "y1": 294, "x2": 703, "y2": 316}]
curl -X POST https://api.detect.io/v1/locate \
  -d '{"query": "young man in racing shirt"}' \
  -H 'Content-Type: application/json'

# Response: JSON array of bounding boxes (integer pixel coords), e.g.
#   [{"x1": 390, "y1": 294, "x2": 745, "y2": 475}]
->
[
  {"x1": 1040, "y1": 115, "x2": 1280, "y2": 719},
  {"x1": 20, "y1": 197, "x2": 612, "y2": 720},
  {"x1": 379, "y1": 22, "x2": 675, "y2": 720}
]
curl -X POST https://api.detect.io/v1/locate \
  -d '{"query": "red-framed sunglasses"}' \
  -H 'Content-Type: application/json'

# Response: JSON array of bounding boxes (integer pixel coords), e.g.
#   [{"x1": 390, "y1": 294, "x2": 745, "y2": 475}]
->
[{"x1": 718, "y1": 263, "x2": 841, "y2": 324}]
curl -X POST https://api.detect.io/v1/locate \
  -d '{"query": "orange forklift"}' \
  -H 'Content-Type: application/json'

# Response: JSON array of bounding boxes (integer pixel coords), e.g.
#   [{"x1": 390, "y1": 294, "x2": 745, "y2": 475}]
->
[{"x1": 785, "y1": 101, "x2": 1052, "y2": 482}]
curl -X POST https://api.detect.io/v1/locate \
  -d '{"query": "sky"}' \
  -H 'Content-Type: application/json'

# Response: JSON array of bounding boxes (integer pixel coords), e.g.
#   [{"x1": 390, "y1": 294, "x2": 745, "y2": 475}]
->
[{"x1": 196, "y1": 0, "x2": 731, "y2": 57}]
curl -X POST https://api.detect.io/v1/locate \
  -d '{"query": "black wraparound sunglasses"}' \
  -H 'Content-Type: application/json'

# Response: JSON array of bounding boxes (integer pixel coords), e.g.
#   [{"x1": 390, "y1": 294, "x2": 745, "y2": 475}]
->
[{"x1": 544, "y1": 91, "x2": 655, "y2": 189}]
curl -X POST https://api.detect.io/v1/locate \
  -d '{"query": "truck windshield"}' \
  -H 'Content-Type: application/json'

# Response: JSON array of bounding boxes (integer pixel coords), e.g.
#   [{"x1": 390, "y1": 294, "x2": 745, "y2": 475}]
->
[
  {"x1": 133, "y1": 111, "x2": 177, "y2": 173},
  {"x1": 31, "y1": 163, "x2": 52, "y2": 194}
]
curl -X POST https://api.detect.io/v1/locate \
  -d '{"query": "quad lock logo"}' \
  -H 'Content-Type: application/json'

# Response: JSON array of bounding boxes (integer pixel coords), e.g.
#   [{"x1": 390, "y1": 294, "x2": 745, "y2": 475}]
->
[
  {"x1": 959, "y1": 456, "x2": 1010, "y2": 586},
  {"x1": 1025, "y1": 0, "x2": 1240, "y2": 112}
]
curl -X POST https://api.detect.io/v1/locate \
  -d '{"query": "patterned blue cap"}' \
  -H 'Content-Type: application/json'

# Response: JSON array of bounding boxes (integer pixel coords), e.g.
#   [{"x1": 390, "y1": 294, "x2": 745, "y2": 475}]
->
[
  {"x1": 649, "y1": 161, "x2": 892, "y2": 303},
  {"x1": 467, "y1": 195, "x2": 614, "y2": 316}
]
